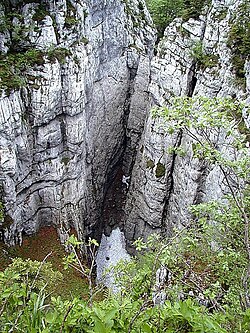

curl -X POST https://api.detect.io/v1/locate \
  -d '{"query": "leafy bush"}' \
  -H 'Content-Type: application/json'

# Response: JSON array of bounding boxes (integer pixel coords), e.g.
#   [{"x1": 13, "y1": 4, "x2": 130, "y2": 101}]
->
[
  {"x1": 0, "y1": 46, "x2": 71, "y2": 92},
  {"x1": 47, "y1": 46, "x2": 72, "y2": 64},
  {"x1": 0, "y1": 258, "x2": 62, "y2": 333},
  {"x1": 227, "y1": 1, "x2": 250, "y2": 84},
  {"x1": 190, "y1": 40, "x2": 219, "y2": 69},
  {"x1": 145, "y1": 0, "x2": 211, "y2": 37},
  {"x1": 145, "y1": 0, "x2": 184, "y2": 37},
  {"x1": 0, "y1": 97, "x2": 249, "y2": 331},
  {"x1": 1, "y1": 257, "x2": 62, "y2": 293},
  {"x1": 0, "y1": 49, "x2": 44, "y2": 92},
  {"x1": 182, "y1": 0, "x2": 211, "y2": 21}
]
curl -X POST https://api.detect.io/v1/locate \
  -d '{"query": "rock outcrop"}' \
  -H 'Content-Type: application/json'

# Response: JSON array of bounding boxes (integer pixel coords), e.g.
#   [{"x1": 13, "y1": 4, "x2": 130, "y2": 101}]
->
[
  {"x1": 123, "y1": 0, "x2": 250, "y2": 248},
  {"x1": 0, "y1": 0, "x2": 155, "y2": 245},
  {"x1": 0, "y1": 0, "x2": 249, "y2": 250}
]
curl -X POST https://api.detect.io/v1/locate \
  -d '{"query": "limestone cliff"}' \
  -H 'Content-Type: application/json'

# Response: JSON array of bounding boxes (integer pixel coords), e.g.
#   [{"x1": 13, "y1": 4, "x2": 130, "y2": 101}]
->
[
  {"x1": 124, "y1": 0, "x2": 250, "y2": 247},
  {"x1": 0, "y1": 0, "x2": 249, "y2": 249},
  {"x1": 0, "y1": 0, "x2": 155, "y2": 245}
]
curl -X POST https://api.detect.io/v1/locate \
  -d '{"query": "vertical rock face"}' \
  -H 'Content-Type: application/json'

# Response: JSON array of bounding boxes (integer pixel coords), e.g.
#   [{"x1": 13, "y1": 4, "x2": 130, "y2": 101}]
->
[
  {"x1": 124, "y1": 0, "x2": 250, "y2": 247},
  {"x1": 0, "y1": 0, "x2": 249, "y2": 249},
  {"x1": 0, "y1": 0, "x2": 155, "y2": 244}
]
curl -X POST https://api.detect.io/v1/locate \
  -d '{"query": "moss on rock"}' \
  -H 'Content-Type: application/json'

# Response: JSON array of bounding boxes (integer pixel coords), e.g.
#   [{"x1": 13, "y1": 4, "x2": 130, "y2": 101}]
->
[
  {"x1": 155, "y1": 162, "x2": 166, "y2": 178},
  {"x1": 146, "y1": 158, "x2": 155, "y2": 169}
]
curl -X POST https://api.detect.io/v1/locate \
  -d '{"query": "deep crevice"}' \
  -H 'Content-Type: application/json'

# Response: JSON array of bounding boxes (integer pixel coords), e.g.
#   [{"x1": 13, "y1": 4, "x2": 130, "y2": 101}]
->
[
  {"x1": 98, "y1": 59, "x2": 142, "y2": 239},
  {"x1": 160, "y1": 130, "x2": 183, "y2": 236}
]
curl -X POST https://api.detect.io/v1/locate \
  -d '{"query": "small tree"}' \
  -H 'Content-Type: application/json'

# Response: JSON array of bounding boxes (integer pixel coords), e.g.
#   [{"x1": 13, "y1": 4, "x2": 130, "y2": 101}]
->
[
  {"x1": 63, "y1": 235, "x2": 99, "y2": 307},
  {"x1": 151, "y1": 96, "x2": 249, "y2": 310}
]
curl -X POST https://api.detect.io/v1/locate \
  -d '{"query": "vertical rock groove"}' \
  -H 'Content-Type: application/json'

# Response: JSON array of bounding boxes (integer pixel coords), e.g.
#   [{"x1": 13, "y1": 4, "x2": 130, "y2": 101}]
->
[
  {"x1": 123, "y1": 0, "x2": 250, "y2": 248},
  {"x1": 0, "y1": 0, "x2": 156, "y2": 245},
  {"x1": 0, "y1": 0, "x2": 249, "y2": 249}
]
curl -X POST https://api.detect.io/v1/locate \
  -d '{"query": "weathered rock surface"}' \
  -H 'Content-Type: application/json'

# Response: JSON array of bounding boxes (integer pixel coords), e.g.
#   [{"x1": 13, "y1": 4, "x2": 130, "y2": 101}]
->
[
  {"x1": 123, "y1": 0, "x2": 250, "y2": 247},
  {"x1": 0, "y1": 0, "x2": 249, "y2": 251},
  {"x1": 96, "y1": 227, "x2": 130, "y2": 292},
  {"x1": 0, "y1": 0, "x2": 155, "y2": 245}
]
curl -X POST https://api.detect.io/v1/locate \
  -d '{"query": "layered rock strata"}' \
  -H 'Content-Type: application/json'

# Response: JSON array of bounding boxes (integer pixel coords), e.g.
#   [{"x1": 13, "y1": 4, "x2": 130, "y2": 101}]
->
[
  {"x1": 0, "y1": 0, "x2": 155, "y2": 245},
  {"x1": 0, "y1": 0, "x2": 249, "y2": 250},
  {"x1": 123, "y1": 0, "x2": 250, "y2": 247}
]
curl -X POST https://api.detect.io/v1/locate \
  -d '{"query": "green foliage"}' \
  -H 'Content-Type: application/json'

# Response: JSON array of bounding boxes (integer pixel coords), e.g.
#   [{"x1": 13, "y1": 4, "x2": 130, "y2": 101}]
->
[
  {"x1": 2, "y1": 257, "x2": 63, "y2": 292},
  {"x1": 80, "y1": 36, "x2": 89, "y2": 45},
  {"x1": 0, "y1": 4, "x2": 71, "y2": 93},
  {"x1": 63, "y1": 235, "x2": 99, "y2": 307},
  {"x1": 167, "y1": 145, "x2": 186, "y2": 157},
  {"x1": 0, "y1": 259, "x2": 229, "y2": 332},
  {"x1": 155, "y1": 162, "x2": 166, "y2": 177},
  {"x1": 152, "y1": 96, "x2": 248, "y2": 141},
  {"x1": 145, "y1": 0, "x2": 211, "y2": 37},
  {"x1": 0, "y1": 11, "x2": 37, "y2": 53},
  {"x1": 145, "y1": 0, "x2": 184, "y2": 37},
  {"x1": 32, "y1": 4, "x2": 50, "y2": 21},
  {"x1": 65, "y1": 0, "x2": 79, "y2": 28},
  {"x1": 227, "y1": 1, "x2": 250, "y2": 83},
  {"x1": 0, "y1": 258, "x2": 62, "y2": 333},
  {"x1": 0, "y1": 14, "x2": 12, "y2": 33},
  {"x1": 0, "y1": 45, "x2": 71, "y2": 92},
  {"x1": 181, "y1": 0, "x2": 211, "y2": 21},
  {"x1": 65, "y1": 15, "x2": 79, "y2": 28},
  {"x1": 0, "y1": 49, "x2": 44, "y2": 92},
  {"x1": 190, "y1": 40, "x2": 219, "y2": 69},
  {"x1": 0, "y1": 12, "x2": 24, "y2": 34},
  {"x1": 47, "y1": 46, "x2": 72, "y2": 64}
]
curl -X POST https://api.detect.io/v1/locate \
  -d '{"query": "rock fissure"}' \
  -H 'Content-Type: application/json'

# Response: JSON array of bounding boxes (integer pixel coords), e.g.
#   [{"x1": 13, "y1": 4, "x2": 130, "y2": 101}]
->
[
  {"x1": 0, "y1": 0, "x2": 249, "y2": 254},
  {"x1": 123, "y1": 0, "x2": 249, "y2": 248},
  {"x1": 161, "y1": 130, "x2": 183, "y2": 235}
]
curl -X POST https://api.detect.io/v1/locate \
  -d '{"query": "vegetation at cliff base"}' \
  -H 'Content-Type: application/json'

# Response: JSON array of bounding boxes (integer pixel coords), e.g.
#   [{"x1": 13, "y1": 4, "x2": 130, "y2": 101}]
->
[
  {"x1": 0, "y1": 227, "x2": 90, "y2": 299},
  {"x1": 0, "y1": 97, "x2": 249, "y2": 332}
]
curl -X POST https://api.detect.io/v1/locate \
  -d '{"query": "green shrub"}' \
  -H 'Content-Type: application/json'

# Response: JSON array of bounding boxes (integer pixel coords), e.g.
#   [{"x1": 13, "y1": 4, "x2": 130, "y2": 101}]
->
[
  {"x1": 145, "y1": 0, "x2": 184, "y2": 37},
  {"x1": 190, "y1": 40, "x2": 219, "y2": 69},
  {"x1": 1, "y1": 257, "x2": 63, "y2": 292},
  {"x1": 182, "y1": 0, "x2": 211, "y2": 21},
  {"x1": 0, "y1": 258, "x2": 62, "y2": 333},
  {"x1": 227, "y1": 1, "x2": 250, "y2": 84},
  {"x1": 0, "y1": 49, "x2": 44, "y2": 92},
  {"x1": 47, "y1": 47, "x2": 72, "y2": 64},
  {"x1": 32, "y1": 4, "x2": 50, "y2": 21},
  {"x1": 145, "y1": 0, "x2": 211, "y2": 37}
]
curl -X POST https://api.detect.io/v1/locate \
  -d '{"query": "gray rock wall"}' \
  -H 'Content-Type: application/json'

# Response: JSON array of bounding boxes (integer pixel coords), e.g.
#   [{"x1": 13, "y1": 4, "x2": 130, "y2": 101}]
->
[
  {"x1": 124, "y1": 0, "x2": 250, "y2": 247},
  {"x1": 0, "y1": 0, "x2": 155, "y2": 245},
  {"x1": 0, "y1": 0, "x2": 248, "y2": 249}
]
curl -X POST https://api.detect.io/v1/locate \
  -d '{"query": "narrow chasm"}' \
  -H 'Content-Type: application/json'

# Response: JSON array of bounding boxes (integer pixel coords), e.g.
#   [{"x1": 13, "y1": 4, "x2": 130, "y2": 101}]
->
[{"x1": 102, "y1": 166, "x2": 128, "y2": 236}]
